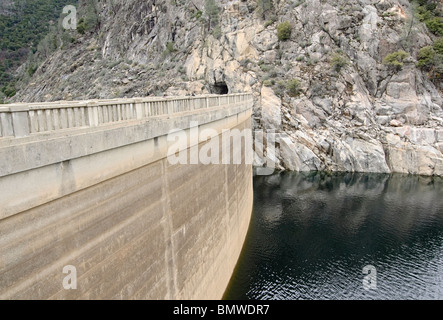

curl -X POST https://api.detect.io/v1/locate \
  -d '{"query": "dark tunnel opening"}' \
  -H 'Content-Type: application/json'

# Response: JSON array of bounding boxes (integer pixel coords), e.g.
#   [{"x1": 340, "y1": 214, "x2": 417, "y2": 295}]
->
[{"x1": 210, "y1": 82, "x2": 229, "y2": 95}]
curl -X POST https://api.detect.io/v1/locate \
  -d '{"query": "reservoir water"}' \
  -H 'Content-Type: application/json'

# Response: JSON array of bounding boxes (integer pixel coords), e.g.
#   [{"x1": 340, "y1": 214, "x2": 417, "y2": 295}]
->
[{"x1": 223, "y1": 172, "x2": 443, "y2": 300}]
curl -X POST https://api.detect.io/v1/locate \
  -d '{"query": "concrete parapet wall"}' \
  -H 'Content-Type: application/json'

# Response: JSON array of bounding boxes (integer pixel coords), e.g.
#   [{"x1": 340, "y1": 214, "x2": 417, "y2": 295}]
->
[
  {"x1": 0, "y1": 94, "x2": 251, "y2": 138},
  {"x1": 0, "y1": 94, "x2": 253, "y2": 300}
]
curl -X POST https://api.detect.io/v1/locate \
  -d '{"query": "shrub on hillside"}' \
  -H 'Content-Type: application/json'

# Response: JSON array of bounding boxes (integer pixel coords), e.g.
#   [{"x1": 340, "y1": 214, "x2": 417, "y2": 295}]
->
[
  {"x1": 330, "y1": 52, "x2": 349, "y2": 72},
  {"x1": 417, "y1": 38, "x2": 443, "y2": 80},
  {"x1": 286, "y1": 78, "x2": 302, "y2": 97},
  {"x1": 417, "y1": 46, "x2": 436, "y2": 68},
  {"x1": 383, "y1": 50, "x2": 409, "y2": 70},
  {"x1": 277, "y1": 22, "x2": 292, "y2": 41}
]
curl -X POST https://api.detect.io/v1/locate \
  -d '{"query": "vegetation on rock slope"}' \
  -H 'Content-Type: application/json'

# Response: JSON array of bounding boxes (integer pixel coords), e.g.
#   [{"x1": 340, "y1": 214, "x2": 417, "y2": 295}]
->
[{"x1": 0, "y1": 0, "x2": 78, "y2": 102}]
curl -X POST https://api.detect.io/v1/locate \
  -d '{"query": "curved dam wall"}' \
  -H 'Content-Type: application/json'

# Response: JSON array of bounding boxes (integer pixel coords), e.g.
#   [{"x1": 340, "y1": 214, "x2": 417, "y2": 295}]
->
[{"x1": 0, "y1": 94, "x2": 253, "y2": 299}]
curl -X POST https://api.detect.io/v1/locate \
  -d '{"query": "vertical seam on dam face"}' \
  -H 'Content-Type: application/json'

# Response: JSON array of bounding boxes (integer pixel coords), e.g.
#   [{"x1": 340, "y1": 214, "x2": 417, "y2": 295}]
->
[
  {"x1": 0, "y1": 94, "x2": 253, "y2": 300},
  {"x1": 224, "y1": 163, "x2": 231, "y2": 279},
  {"x1": 160, "y1": 158, "x2": 178, "y2": 300}
]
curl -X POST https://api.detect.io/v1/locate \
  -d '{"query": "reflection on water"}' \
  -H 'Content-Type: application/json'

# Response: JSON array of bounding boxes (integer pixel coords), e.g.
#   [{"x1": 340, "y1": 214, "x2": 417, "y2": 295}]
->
[{"x1": 223, "y1": 172, "x2": 443, "y2": 300}]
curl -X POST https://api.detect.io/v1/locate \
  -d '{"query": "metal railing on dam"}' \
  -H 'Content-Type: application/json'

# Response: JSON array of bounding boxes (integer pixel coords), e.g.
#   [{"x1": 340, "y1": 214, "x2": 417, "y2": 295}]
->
[{"x1": 0, "y1": 93, "x2": 254, "y2": 300}]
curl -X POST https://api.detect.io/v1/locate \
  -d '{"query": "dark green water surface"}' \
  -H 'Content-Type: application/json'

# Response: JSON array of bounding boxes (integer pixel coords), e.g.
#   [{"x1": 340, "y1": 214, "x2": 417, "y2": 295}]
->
[{"x1": 223, "y1": 172, "x2": 443, "y2": 300}]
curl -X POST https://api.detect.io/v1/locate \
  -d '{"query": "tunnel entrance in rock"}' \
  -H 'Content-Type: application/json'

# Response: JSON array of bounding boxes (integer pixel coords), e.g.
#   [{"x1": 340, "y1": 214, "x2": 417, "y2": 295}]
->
[{"x1": 210, "y1": 82, "x2": 229, "y2": 95}]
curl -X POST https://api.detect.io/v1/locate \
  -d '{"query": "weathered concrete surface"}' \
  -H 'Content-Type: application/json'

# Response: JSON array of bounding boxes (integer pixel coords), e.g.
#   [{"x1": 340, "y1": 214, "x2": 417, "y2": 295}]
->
[
  {"x1": 0, "y1": 95, "x2": 252, "y2": 219},
  {"x1": 0, "y1": 95, "x2": 253, "y2": 300}
]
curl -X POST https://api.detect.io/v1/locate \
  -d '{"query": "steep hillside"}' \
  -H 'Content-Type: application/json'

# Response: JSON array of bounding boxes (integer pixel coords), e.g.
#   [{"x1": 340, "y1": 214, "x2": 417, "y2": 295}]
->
[
  {"x1": 7, "y1": 0, "x2": 443, "y2": 175},
  {"x1": 0, "y1": 0, "x2": 77, "y2": 101}
]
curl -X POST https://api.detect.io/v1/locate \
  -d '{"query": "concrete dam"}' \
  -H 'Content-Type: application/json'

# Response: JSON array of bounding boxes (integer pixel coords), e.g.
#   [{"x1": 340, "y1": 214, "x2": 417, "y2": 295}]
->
[{"x1": 0, "y1": 93, "x2": 254, "y2": 299}]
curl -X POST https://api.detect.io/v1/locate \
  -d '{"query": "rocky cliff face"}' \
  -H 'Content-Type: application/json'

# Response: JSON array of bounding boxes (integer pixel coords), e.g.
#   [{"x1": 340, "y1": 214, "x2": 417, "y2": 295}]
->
[{"x1": 10, "y1": 0, "x2": 443, "y2": 176}]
